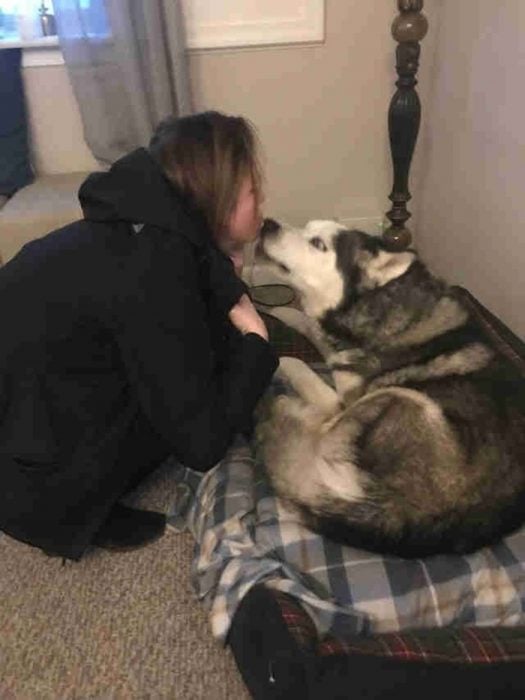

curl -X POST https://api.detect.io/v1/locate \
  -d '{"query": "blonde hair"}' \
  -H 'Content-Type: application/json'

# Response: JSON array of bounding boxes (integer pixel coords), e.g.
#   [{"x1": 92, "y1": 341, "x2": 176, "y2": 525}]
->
[{"x1": 149, "y1": 111, "x2": 263, "y2": 238}]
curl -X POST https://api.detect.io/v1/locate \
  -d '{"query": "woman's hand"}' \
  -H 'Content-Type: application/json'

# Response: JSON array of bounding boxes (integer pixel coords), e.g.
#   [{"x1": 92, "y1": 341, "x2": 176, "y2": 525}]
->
[{"x1": 228, "y1": 293, "x2": 269, "y2": 341}]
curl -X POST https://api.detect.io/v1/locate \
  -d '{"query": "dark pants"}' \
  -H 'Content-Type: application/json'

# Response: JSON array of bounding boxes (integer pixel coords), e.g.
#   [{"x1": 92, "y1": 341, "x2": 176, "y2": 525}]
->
[
  {"x1": 0, "y1": 410, "x2": 171, "y2": 560},
  {"x1": 117, "y1": 411, "x2": 171, "y2": 496}
]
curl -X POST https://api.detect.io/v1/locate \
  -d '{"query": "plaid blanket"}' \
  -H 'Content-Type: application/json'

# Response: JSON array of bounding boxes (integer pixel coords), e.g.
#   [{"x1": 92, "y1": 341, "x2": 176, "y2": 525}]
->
[{"x1": 169, "y1": 432, "x2": 525, "y2": 644}]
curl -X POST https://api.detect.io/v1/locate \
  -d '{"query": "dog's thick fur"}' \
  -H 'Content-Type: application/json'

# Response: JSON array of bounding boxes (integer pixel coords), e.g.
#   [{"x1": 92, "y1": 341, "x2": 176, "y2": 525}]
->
[{"x1": 256, "y1": 219, "x2": 525, "y2": 558}]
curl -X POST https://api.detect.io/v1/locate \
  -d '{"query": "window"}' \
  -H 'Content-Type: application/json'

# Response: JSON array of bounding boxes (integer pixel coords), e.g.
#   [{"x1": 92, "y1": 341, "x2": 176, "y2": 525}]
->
[
  {"x1": 0, "y1": 0, "x2": 17, "y2": 40},
  {"x1": 0, "y1": 0, "x2": 55, "y2": 42},
  {"x1": 53, "y1": 0, "x2": 110, "y2": 41},
  {"x1": 0, "y1": 0, "x2": 110, "y2": 44}
]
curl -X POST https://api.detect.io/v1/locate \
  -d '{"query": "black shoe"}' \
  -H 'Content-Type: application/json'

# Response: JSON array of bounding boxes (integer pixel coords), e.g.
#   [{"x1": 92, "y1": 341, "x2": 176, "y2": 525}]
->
[{"x1": 93, "y1": 503, "x2": 166, "y2": 551}]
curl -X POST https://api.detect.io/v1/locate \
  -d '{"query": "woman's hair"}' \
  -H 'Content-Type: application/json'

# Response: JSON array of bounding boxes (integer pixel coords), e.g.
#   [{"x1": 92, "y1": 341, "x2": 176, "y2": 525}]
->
[{"x1": 149, "y1": 111, "x2": 263, "y2": 238}]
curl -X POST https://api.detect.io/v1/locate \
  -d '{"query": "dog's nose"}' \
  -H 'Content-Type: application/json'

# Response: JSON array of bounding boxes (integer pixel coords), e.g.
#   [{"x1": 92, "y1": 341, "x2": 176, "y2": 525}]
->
[{"x1": 260, "y1": 218, "x2": 280, "y2": 237}]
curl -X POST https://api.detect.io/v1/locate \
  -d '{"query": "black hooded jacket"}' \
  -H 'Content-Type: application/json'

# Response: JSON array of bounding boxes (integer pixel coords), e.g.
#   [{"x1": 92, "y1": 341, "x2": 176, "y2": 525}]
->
[{"x1": 0, "y1": 148, "x2": 278, "y2": 559}]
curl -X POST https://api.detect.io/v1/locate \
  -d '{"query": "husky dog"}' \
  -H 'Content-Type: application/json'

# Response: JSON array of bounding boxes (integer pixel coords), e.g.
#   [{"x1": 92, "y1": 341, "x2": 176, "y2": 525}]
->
[{"x1": 256, "y1": 218, "x2": 525, "y2": 558}]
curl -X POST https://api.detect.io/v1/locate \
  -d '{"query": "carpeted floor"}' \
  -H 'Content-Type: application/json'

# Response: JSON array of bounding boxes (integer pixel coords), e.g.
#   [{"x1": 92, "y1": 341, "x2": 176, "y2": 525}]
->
[{"x1": 0, "y1": 463, "x2": 250, "y2": 699}]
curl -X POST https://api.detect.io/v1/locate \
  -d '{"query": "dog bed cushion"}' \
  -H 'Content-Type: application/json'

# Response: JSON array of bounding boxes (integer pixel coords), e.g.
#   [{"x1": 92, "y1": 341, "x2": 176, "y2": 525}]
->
[{"x1": 179, "y1": 431, "x2": 524, "y2": 644}]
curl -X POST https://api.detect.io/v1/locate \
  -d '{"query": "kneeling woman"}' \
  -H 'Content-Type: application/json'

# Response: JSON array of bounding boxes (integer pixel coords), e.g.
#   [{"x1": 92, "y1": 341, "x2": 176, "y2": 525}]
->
[{"x1": 0, "y1": 111, "x2": 277, "y2": 560}]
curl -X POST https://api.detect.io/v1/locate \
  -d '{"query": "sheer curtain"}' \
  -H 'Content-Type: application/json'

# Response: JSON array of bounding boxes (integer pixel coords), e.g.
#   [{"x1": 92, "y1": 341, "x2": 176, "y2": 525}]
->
[{"x1": 53, "y1": 0, "x2": 192, "y2": 164}]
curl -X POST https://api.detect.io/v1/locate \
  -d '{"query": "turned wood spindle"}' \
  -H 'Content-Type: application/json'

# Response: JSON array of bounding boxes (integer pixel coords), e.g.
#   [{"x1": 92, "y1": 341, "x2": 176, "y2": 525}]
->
[{"x1": 383, "y1": 0, "x2": 428, "y2": 251}]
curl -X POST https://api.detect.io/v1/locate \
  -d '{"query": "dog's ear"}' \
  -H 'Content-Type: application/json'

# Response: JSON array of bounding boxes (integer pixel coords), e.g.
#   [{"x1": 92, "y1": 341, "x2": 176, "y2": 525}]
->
[{"x1": 363, "y1": 250, "x2": 415, "y2": 287}]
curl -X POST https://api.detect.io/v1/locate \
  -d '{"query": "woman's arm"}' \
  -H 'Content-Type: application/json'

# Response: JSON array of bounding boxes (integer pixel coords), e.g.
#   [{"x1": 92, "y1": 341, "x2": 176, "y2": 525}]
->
[{"x1": 110, "y1": 234, "x2": 277, "y2": 471}]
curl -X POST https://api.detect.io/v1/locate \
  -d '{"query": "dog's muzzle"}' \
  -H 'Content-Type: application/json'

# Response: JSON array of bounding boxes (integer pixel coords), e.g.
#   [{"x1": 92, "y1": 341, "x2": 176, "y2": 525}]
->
[
  {"x1": 260, "y1": 218, "x2": 281, "y2": 237},
  {"x1": 257, "y1": 218, "x2": 291, "y2": 273}
]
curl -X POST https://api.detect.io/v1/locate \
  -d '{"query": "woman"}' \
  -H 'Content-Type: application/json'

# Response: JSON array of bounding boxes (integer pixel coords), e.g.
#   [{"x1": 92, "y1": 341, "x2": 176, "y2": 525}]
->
[{"x1": 0, "y1": 111, "x2": 278, "y2": 561}]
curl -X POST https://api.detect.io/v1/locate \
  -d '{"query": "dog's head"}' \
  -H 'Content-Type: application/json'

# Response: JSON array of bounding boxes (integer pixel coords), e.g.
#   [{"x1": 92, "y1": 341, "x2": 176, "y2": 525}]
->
[{"x1": 258, "y1": 219, "x2": 416, "y2": 318}]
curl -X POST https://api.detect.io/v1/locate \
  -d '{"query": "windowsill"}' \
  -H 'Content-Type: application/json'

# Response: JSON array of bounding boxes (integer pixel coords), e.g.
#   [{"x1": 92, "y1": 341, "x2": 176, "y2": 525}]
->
[
  {"x1": 0, "y1": 36, "x2": 63, "y2": 66},
  {"x1": 2, "y1": 22, "x2": 324, "y2": 68},
  {"x1": 0, "y1": 35, "x2": 59, "y2": 49}
]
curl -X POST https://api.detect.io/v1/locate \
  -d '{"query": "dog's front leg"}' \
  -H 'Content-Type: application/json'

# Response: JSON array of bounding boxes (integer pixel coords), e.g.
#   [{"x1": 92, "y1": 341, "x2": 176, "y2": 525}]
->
[
  {"x1": 326, "y1": 348, "x2": 381, "y2": 403},
  {"x1": 277, "y1": 356, "x2": 340, "y2": 413}
]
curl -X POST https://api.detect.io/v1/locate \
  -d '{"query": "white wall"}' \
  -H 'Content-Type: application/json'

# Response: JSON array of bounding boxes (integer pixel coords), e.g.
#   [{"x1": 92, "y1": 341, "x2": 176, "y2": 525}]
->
[
  {"x1": 414, "y1": 0, "x2": 525, "y2": 338},
  {"x1": 22, "y1": 65, "x2": 99, "y2": 175}
]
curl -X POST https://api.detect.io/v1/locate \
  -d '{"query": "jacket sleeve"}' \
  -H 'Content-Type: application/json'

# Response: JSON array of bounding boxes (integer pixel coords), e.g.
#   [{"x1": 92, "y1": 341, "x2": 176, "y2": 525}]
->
[{"x1": 109, "y1": 235, "x2": 278, "y2": 471}]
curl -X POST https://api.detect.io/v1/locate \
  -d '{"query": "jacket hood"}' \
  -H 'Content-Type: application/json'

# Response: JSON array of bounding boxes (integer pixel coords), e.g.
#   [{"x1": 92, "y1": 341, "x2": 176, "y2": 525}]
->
[
  {"x1": 79, "y1": 147, "x2": 247, "y2": 311},
  {"x1": 78, "y1": 148, "x2": 208, "y2": 247}
]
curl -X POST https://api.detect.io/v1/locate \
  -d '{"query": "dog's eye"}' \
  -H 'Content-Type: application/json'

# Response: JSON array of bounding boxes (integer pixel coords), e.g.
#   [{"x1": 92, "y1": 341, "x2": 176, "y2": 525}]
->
[{"x1": 310, "y1": 237, "x2": 327, "y2": 252}]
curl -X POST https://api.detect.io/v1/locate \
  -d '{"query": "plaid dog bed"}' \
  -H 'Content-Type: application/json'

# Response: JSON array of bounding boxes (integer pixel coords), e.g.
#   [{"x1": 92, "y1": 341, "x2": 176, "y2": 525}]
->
[
  {"x1": 183, "y1": 287, "x2": 525, "y2": 697},
  {"x1": 169, "y1": 292, "x2": 525, "y2": 650},
  {"x1": 271, "y1": 589, "x2": 525, "y2": 663},
  {"x1": 174, "y1": 435, "x2": 525, "y2": 644},
  {"x1": 228, "y1": 584, "x2": 525, "y2": 699}
]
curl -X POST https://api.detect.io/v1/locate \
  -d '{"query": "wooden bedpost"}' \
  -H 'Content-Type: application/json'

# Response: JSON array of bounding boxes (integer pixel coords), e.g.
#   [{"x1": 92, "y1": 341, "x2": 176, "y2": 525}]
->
[{"x1": 383, "y1": 0, "x2": 428, "y2": 251}]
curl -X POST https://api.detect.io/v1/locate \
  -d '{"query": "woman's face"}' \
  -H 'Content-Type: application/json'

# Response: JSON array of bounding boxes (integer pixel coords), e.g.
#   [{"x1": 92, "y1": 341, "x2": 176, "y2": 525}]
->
[{"x1": 226, "y1": 175, "x2": 264, "y2": 247}]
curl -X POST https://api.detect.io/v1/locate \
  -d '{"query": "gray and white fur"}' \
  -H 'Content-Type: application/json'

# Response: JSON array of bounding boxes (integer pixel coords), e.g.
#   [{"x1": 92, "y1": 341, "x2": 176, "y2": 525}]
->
[{"x1": 256, "y1": 219, "x2": 525, "y2": 558}]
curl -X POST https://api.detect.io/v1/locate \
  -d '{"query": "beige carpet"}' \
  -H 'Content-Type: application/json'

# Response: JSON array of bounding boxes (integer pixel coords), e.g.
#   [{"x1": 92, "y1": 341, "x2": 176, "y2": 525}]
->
[{"x1": 0, "y1": 464, "x2": 250, "y2": 699}]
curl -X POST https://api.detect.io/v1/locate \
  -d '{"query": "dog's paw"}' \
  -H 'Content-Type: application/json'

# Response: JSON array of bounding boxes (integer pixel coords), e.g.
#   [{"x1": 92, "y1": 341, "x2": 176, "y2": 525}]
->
[{"x1": 276, "y1": 356, "x2": 312, "y2": 388}]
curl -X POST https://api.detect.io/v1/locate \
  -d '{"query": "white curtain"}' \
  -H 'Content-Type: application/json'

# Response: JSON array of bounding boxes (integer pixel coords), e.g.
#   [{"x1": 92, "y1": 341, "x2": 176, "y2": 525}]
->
[{"x1": 53, "y1": 0, "x2": 193, "y2": 164}]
